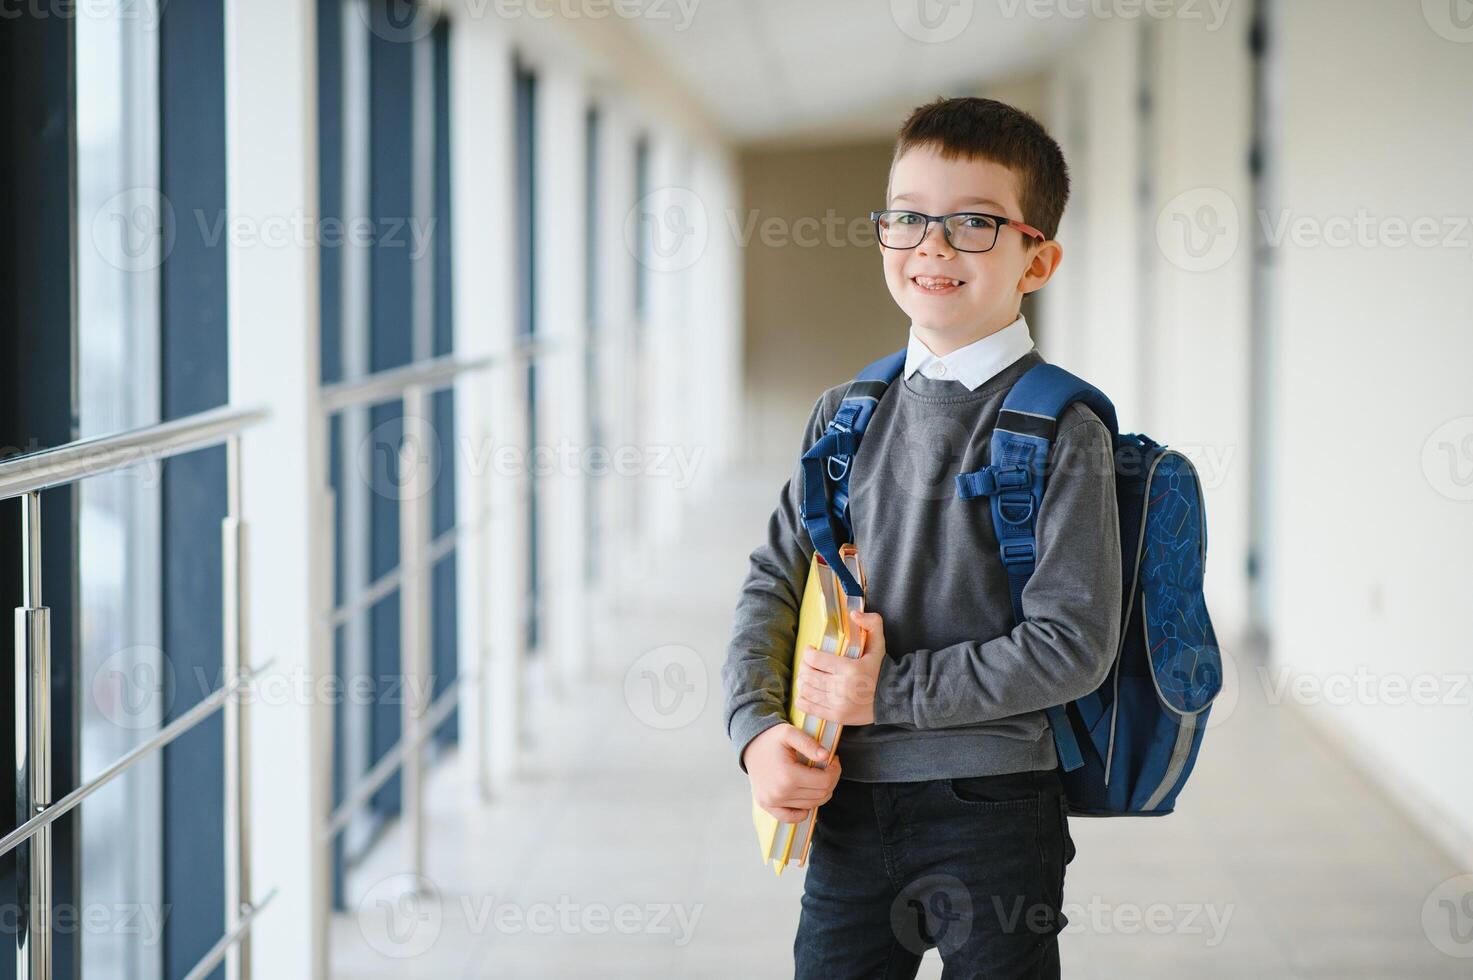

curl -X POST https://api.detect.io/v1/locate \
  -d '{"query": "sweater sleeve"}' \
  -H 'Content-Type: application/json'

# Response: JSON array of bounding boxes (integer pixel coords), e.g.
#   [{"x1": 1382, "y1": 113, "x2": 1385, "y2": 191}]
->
[
  {"x1": 720, "y1": 392, "x2": 832, "y2": 771},
  {"x1": 870, "y1": 405, "x2": 1122, "y2": 730}
]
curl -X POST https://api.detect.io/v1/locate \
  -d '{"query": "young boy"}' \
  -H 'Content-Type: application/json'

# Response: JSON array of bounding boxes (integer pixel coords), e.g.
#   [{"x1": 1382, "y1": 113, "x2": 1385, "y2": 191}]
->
[{"x1": 721, "y1": 96, "x2": 1122, "y2": 978}]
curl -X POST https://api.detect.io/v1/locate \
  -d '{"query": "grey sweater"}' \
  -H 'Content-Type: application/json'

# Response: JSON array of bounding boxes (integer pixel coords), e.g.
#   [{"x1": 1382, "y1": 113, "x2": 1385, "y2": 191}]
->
[{"x1": 721, "y1": 348, "x2": 1122, "y2": 782}]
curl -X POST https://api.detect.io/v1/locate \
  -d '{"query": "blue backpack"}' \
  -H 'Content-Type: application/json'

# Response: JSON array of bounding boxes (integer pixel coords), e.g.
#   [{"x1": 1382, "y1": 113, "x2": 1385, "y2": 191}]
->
[{"x1": 799, "y1": 347, "x2": 1223, "y2": 816}]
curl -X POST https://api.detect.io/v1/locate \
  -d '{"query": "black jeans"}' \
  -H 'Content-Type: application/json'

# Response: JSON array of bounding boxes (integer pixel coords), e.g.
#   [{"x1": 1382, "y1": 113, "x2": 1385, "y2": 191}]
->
[{"x1": 793, "y1": 767, "x2": 1075, "y2": 980}]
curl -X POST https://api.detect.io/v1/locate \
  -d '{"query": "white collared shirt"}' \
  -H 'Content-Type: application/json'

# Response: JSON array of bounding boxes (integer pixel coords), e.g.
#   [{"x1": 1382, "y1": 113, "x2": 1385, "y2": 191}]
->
[{"x1": 903, "y1": 313, "x2": 1036, "y2": 391}]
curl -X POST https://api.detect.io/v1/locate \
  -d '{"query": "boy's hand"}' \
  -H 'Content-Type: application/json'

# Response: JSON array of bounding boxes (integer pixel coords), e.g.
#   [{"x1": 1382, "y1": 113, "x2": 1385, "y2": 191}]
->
[
  {"x1": 744, "y1": 723, "x2": 843, "y2": 824},
  {"x1": 793, "y1": 609, "x2": 887, "y2": 726}
]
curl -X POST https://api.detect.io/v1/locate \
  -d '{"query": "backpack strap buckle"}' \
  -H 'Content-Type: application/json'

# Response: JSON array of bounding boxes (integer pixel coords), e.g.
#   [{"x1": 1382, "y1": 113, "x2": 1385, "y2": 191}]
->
[
  {"x1": 954, "y1": 464, "x2": 1029, "y2": 500},
  {"x1": 1000, "y1": 541, "x2": 1036, "y2": 567}
]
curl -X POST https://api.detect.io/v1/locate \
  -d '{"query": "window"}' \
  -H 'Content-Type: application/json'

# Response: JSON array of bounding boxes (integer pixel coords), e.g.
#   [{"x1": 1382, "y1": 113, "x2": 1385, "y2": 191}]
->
[
  {"x1": 515, "y1": 58, "x2": 541, "y2": 653},
  {"x1": 1, "y1": 9, "x2": 84, "y2": 980},
  {"x1": 430, "y1": 19, "x2": 459, "y2": 747},
  {"x1": 633, "y1": 133, "x2": 651, "y2": 326},
  {"x1": 2, "y1": 2, "x2": 235, "y2": 977},
  {"x1": 1247, "y1": 0, "x2": 1281, "y2": 648},
  {"x1": 584, "y1": 104, "x2": 603, "y2": 586},
  {"x1": 76, "y1": 7, "x2": 165, "y2": 979},
  {"x1": 319, "y1": 0, "x2": 459, "y2": 910}
]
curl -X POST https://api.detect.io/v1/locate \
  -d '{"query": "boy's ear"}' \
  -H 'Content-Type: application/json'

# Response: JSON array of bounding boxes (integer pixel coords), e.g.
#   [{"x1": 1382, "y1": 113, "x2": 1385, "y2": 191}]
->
[{"x1": 1018, "y1": 239, "x2": 1064, "y2": 296}]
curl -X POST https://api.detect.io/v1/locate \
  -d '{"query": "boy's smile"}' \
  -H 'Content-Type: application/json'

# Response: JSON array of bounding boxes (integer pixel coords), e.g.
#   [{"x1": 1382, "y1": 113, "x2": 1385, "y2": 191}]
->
[{"x1": 880, "y1": 143, "x2": 1062, "y2": 356}]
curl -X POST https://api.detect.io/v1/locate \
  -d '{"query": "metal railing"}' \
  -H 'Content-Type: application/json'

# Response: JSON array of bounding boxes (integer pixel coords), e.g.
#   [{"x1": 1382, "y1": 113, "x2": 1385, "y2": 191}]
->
[
  {"x1": 315, "y1": 337, "x2": 555, "y2": 970},
  {"x1": 0, "y1": 404, "x2": 271, "y2": 980}
]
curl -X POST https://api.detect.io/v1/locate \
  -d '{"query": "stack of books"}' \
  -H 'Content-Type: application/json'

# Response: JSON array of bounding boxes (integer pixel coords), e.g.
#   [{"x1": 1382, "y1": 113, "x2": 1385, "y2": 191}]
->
[{"x1": 751, "y1": 544, "x2": 867, "y2": 875}]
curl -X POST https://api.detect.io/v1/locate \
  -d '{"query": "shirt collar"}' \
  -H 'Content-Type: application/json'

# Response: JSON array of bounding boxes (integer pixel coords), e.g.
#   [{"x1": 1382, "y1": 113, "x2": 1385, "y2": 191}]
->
[{"x1": 903, "y1": 314, "x2": 1036, "y2": 391}]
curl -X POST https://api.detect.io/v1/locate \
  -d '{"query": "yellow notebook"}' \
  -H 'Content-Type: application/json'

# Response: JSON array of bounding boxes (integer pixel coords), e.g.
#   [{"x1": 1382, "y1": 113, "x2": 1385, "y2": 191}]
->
[{"x1": 751, "y1": 544, "x2": 867, "y2": 875}]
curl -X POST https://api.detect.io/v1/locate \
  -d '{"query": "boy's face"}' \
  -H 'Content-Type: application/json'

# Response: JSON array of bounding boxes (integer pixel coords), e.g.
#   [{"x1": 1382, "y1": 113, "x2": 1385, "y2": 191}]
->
[{"x1": 880, "y1": 143, "x2": 1059, "y2": 347}]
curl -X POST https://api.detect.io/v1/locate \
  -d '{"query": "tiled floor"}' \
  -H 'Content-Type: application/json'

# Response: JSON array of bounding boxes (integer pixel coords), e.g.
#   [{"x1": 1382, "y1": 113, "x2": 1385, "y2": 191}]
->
[{"x1": 332, "y1": 470, "x2": 1470, "y2": 978}]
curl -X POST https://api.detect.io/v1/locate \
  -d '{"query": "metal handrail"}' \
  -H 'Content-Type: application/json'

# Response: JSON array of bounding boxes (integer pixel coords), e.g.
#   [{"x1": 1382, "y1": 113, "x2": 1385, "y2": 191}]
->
[
  {"x1": 0, "y1": 662, "x2": 269, "y2": 861},
  {"x1": 326, "y1": 515, "x2": 482, "y2": 630},
  {"x1": 320, "y1": 679, "x2": 461, "y2": 841},
  {"x1": 181, "y1": 887, "x2": 278, "y2": 980},
  {"x1": 5, "y1": 403, "x2": 269, "y2": 980},
  {"x1": 0, "y1": 404, "x2": 269, "y2": 500},
  {"x1": 318, "y1": 337, "x2": 556, "y2": 414},
  {"x1": 314, "y1": 337, "x2": 563, "y2": 975}
]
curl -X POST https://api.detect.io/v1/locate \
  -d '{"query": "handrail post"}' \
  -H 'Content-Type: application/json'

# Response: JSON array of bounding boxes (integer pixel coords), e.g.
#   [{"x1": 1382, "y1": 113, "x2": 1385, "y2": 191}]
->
[
  {"x1": 15, "y1": 491, "x2": 51, "y2": 980},
  {"x1": 311, "y1": 483, "x2": 336, "y2": 980},
  {"x1": 399, "y1": 385, "x2": 432, "y2": 885},
  {"x1": 223, "y1": 436, "x2": 252, "y2": 980}
]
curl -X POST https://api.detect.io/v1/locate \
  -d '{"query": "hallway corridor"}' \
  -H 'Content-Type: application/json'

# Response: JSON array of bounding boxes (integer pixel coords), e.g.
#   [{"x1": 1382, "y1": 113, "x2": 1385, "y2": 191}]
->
[
  {"x1": 332, "y1": 471, "x2": 1467, "y2": 978},
  {"x1": 5, "y1": 1, "x2": 1471, "y2": 975}
]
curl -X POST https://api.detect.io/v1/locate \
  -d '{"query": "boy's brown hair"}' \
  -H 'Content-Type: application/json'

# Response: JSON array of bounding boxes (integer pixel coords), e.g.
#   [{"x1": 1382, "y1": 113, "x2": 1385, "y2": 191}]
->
[{"x1": 888, "y1": 96, "x2": 1071, "y2": 241}]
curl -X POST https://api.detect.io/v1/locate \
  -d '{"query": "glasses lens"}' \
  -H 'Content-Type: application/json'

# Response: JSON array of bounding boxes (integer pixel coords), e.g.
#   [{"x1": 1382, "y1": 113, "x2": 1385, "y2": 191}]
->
[
  {"x1": 876, "y1": 210, "x2": 926, "y2": 248},
  {"x1": 945, "y1": 213, "x2": 1000, "y2": 252}
]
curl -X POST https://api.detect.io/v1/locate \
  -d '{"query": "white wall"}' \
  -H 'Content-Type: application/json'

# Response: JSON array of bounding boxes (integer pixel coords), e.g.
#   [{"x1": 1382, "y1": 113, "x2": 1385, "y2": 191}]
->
[
  {"x1": 1147, "y1": 3, "x2": 1255, "y2": 646},
  {"x1": 224, "y1": 0, "x2": 329, "y2": 973},
  {"x1": 1046, "y1": 6, "x2": 1254, "y2": 642},
  {"x1": 1268, "y1": 0, "x2": 1473, "y2": 864},
  {"x1": 1047, "y1": 0, "x2": 1473, "y2": 865},
  {"x1": 1044, "y1": 19, "x2": 1146, "y2": 426}
]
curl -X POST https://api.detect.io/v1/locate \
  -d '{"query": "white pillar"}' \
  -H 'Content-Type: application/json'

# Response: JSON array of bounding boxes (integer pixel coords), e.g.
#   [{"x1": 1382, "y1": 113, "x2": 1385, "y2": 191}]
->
[
  {"x1": 682, "y1": 145, "x2": 744, "y2": 499},
  {"x1": 533, "y1": 63, "x2": 591, "y2": 691},
  {"x1": 223, "y1": 0, "x2": 328, "y2": 975},
  {"x1": 636, "y1": 132, "x2": 693, "y2": 554},
  {"x1": 593, "y1": 105, "x2": 641, "y2": 615},
  {"x1": 450, "y1": 18, "x2": 527, "y2": 797}
]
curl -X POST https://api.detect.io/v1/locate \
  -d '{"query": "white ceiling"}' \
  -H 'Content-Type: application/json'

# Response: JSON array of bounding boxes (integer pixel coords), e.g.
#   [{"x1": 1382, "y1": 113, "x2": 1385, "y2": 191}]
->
[{"x1": 622, "y1": 0, "x2": 1090, "y2": 145}]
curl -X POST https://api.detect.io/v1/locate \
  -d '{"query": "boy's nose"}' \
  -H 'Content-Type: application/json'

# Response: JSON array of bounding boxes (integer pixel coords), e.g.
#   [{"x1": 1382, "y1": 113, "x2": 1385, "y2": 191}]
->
[{"x1": 917, "y1": 220, "x2": 953, "y2": 256}]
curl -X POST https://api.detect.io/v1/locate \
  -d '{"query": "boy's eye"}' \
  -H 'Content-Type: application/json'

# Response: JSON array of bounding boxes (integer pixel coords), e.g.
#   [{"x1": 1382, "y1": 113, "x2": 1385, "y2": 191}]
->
[
  {"x1": 894, "y1": 213, "x2": 922, "y2": 224},
  {"x1": 961, "y1": 215, "x2": 998, "y2": 229}
]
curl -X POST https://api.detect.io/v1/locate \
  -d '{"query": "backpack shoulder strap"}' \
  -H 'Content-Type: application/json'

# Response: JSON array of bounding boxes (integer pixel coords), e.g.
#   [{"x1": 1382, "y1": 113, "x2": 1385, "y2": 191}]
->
[
  {"x1": 954, "y1": 362, "x2": 1119, "y2": 772},
  {"x1": 799, "y1": 346, "x2": 906, "y2": 599},
  {"x1": 1000, "y1": 363, "x2": 1120, "y2": 442}
]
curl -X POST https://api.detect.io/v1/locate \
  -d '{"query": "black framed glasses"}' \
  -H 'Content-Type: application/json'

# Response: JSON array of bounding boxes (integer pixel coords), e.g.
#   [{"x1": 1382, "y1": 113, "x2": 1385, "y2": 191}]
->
[{"x1": 869, "y1": 208, "x2": 1046, "y2": 253}]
